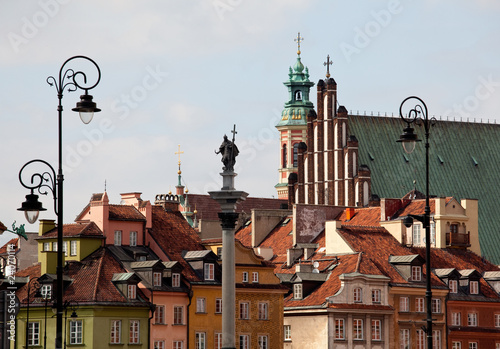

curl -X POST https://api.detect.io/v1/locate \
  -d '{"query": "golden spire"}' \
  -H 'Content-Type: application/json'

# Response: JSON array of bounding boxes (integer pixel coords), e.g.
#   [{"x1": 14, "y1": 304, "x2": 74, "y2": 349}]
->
[{"x1": 294, "y1": 32, "x2": 303, "y2": 55}]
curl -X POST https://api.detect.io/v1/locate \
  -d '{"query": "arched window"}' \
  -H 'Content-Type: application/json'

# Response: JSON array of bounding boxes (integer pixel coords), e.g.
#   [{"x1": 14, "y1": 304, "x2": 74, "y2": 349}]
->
[
  {"x1": 282, "y1": 144, "x2": 287, "y2": 168},
  {"x1": 293, "y1": 143, "x2": 299, "y2": 167},
  {"x1": 295, "y1": 90, "x2": 302, "y2": 101}
]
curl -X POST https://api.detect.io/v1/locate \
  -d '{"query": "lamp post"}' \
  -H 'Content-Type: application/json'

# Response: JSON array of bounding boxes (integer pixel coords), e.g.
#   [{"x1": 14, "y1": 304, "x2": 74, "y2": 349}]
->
[
  {"x1": 25, "y1": 276, "x2": 40, "y2": 348},
  {"x1": 63, "y1": 301, "x2": 78, "y2": 349},
  {"x1": 17, "y1": 56, "x2": 101, "y2": 349},
  {"x1": 397, "y1": 96, "x2": 435, "y2": 348}
]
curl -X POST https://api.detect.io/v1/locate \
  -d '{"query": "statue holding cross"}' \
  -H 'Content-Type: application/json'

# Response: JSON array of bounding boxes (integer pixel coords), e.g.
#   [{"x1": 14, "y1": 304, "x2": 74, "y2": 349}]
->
[{"x1": 215, "y1": 125, "x2": 239, "y2": 172}]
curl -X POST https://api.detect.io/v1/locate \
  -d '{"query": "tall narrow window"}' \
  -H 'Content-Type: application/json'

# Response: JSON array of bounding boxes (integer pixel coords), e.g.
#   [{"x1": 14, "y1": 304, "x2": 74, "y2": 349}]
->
[
  {"x1": 215, "y1": 333, "x2": 222, "y2": 349},
  {"x1": 470, "y1": 280, "x2": 479, "y2": 294},
  {"x1": 69, "y1": 320, "x2": 83, "y2": 345},
  {"x1": 371, "y1": 319, "x2": 381, "y2": 340},
  {"x1": 252, "y1": 272, "x2": 259, "y2": 283},
  {"x1": 172, "y1": 273, "x2": 180, "y2": 287},
  {"x1": 215, "y1": 298, "x2": 222, "y2": 314},
  {"x1": 258, "y1": 302, "x2": 268, "y2": 320},
  {"x1": 284, "y1": 325, "x2": 291, "y2": 341},
  {"x1": 128, "y1": 284, "x2": 136, "y2": 300},
  {"x1": 114, "y1": 231, "x2": 122, "y2": 246},
  {"x1": 335, "y1": 319, "x2": 345, "y2": 340},
  {"x1": 452, "y1": 312, "x2": 461, "y2": 326},
  {"x1": 63, "y1": 241, "x2": 68, "y2": 257},
  {"x1": 371, "y1": 289, "x2": 381, "y2": 303},
  {"x1": 353, "y1": 287, "x2": 362, "y2": 302},
  {"x1": 469, "y1": 342, "x2": 477, "y2": 349},
  {"x1": 467, "y1": 313, "x2": 477, "y2": 327},
  {"x1": 293, "y1": 143, "x2": 299, "y2": 167},
  {"x1": 173, "y1": 306, "x2": 183, "y2": 325},
  {"x1": 28, "y1": 322, "x2": 40, "y2": 346},
  {"x1": 416, "y1": 329, "x2": 425, "y2": 349},
  {"x1": 153, "y1": 272, "x2": 162, "y2": 287},
  {"x1": 41, "y1": 284, "x2": 51, "y2": 299},
  {"x1": 239, "y1": 302, "x2": 249, "y2": 320},
  {"x1": 432, "y1": 298, "x2": 441, "y2": 313},
  {"x1": 282, "y1": 144, "x2": 287, "y2": 168},
  {"x1": 242, "y1": 272, "x2": 248, "y2": 283},
  {"x1": 195, "y1": 332, "x2": 205, "y2": 349},
  {"x1": 495, "y1": 314, "x2": 500, "y2": 327},
  {"x1": 130, "y1": 231, "x2": 137, "y2": 247},
  {"x1": 452, "y1": 342, "x2": 462, "y2": 349},
  {"x1": 110, "y1": 320, "x2": 121, "y2": 344},
  {"x1": 400, "y1": 329, "x2": 410, "y2": 349},
  {"x1": 154, "y1": 340, "x2": 165, "y2": 349},
  {"x1": 52, "y1": 241, "x2": 58, "y2": 251},
  {"x1": 293, "y1": 284, "x2": 302, "y2": 300},
  {"x1": 70, "y1": 240, "x2": 77, "y2": 256},
  {"x1": 412, "y1": 266, "x2": 422, "y2": 281},
  {"x1": 258, "y1": 335, "x2": 268, "y2": 349},
  {"x1": 129, "y1": 320, "x2": 140, "y2": 344},
  {"x1": 449, "y1": 279, "x2": 458, "y2": 293},
  {"x1": 239, "y1": 335, "x2": 249, "y2": 349},
  {"x1": 416, "y1": 297, "x2": 424, "y2": 312},
  {"x1": 433, "y1": 330, "x2": 441, "y2": 349},
  {"x1": 154, "y1": 305, "x2": 165, "y2": 324},
  {"x1": 196, "y1": 298, "x2": 206, "y2": 313},
  {"x1": 400, "y1": 297, "x2": 409, "y2": 312},
  {"x1": 353, "y1": 319, "x2": 363, "y2": 340},
  {"x1": 413, "y1": 224, "x2": 421, "y2": 245},
  {"x1": 204, "y1": 263, "x2": 214, "y2": 281},
  {"x1": 43, "y1": 242, "x2": 50, "y2": 251}
]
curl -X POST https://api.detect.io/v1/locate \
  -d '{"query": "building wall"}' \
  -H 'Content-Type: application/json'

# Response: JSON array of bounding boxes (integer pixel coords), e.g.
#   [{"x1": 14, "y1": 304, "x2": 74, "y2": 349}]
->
[
  {"x1": 284, "y1": 314, "x2": 328, "y2": 349},
  {"x1": 150, "y1": 292, "x2": 188, "y2": 349}
]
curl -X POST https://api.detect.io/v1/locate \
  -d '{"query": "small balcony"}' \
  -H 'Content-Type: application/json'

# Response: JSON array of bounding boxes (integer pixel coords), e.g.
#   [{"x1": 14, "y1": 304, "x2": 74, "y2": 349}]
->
[{"x1": 446, "y1": 231, "x2": 470, "y2": 247}]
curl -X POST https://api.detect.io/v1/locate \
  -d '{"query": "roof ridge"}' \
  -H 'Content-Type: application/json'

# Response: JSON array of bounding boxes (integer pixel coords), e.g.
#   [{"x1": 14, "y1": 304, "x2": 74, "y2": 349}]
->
[{"x1": 92, "y1": 248, "x2": 105, "y2": 301}]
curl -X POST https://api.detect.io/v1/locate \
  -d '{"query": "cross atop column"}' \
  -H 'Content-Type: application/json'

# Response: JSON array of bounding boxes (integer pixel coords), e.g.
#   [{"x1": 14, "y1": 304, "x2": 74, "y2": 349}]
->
[
  {"x1": 294, "y1": 32, "x2": 303, "y2": 55},
  {"x1": 231, "y1": 124, "x2": 237, "y2": 143},
  {"x1": 175, "y1": 144, "x2": 184, "y2": 168},
  {"x1": 324, "y1": 54, "x2": 333, "y2": 78}
]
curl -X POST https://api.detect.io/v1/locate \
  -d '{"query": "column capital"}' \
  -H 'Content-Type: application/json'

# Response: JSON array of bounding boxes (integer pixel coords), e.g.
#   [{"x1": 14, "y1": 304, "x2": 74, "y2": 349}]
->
[{"x1": 218, "y1": 212, "x2": 239, "y2": 229}]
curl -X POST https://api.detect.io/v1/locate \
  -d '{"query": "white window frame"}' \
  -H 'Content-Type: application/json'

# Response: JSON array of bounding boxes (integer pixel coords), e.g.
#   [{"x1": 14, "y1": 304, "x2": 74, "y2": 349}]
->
[
  {"x1": 63, "y1": 241, "x2": 68, "y2": 257},
  {"x1": 52, "y1": 241, "x2": 57, "y2": 251},
  {"x1": 495, "y1": 313, "x2": 500, "y2": 328},
  {"x1": 412, "y1": 265, "x2": 422, "y2": 281},
  {"x1": 469, "y1": 342, "x2": 477, "y2": 349},
  {"x1": 69, "y1": 319, "x2": 83, "y2": 345},
  {"x1": 353, "y1": 287, "x2": 362, "y2": 303},
  {"x1": 353, "y1": 319, "x2": 363, "y2": 340},
  {"x1": 154, "y1": 340, "x2": 165, "y2": 349},
  {"x1": 195, "y1": 332, "x2": 205, "y2": 349},
  {"x1": 128, "y1": 284, "x2": 136, "y2": 299},
  {"x1": 70, "y1": 240, "x2": 77, "y2": 256},
  {"x1": 467, "y1": 313, "x2": 477, "y2": 327},
  {"x1": 293, "y1": 284, "x2": 302, "y2": 300},
  {"x1": 204, "y1": 263, "x2": 214, "y2": 281},
  {"x1": 335, "y1": 318, "x2": 345, "y2": 340},
  {"x1": 196, "y1": 297, "x2": 206, "y2": 313},
  {"x1": 173, "y1": 306, "x2": 183, "y2": 325},
  {"x1": 114, "y1": 230, "x2": 122, "y2": 246},
  {"x1": 252, "y1": 272, "x2": 259, "y2": 283},
  {"x1": 449, "y1": 279, "x2": 458, "y2": 293},
  {"x1": 284, "y1": 325, "x2": 291, "y2": 341},
  {"x1": 413, "y1": 224, "x2": 421, "y2": 245},
  {"x1": 470, "y1": 280, "x2": 479, "y2": 294},
  {"x1": 239, "y1": 334, "x2": 249, "y2": 349},
  {"x1": 215, "y1": 298, "x2": 222, "y2": 314},
  {"x1": 110, "y1": 320, "x2": 121, "y2": 344},
  {"x1": 130, "y1": 231, "x2": 137, "y2": 247},
  {"x1": 172, "y1": 273, "x2": 180, "y2": 287},
  {"x1": 28, "y1": 321, "x2": 40, "y2": 346},
  {"x1": 153, "y1": 272, "x2": 162, "y2": 287},
  {"x1": 400, "y1": 296, "x2": 409, "y2": 312},
  {"x1": 43, "y1": 242, "x2": 50, "y2": 251},
  {"x1": 239, "y1": 301, "x2": 249, "y2": 320},
  {"x1": 372, "y1": 319, "x2": 381, "y2": 341},
  {"x1": 452, "y1": 312, "x2": 461, "y2": 326},
  {"x1": 258, "y1": 335, "x2": 268, "y2": 349},
  {"x1": 416, "y1": 297, "x2": 424, "y2": 313},
  {"x1": 416, "y1": 329, "x2": 425, "y2": 349},
  {"x1": 215, "y1": 332, "x2": 222, "y2": 349},
  {"x1": 433, "y1": 330, "x2": 441, "y2": 349},
  {"x1": 452, "y1": 342, "x2": 462, "y2": 349},
  {"x1": 129, "y1": 320, "x2": 140, "y2": 344},
  {"x1": 41, "y1": 284, "x2": 51, "y2": 299},
  {"x1": 258, "y1": 302, "x2": 268, "y2": 320},
  {"x1": 371, "y1": 289, "x2": 381, "y2": 303},
  {"x1": 154, "y1": 305, "x2": 165, "y2": 324},
  {"x1": 432, "y1": 298, "x2": 441, "y2": 313},
  {"x1": 242, "y1": 272, "x2": 248, "y2": 283},
  {"x1": 400, "y1": 329, "x2": 410, "y2": 349}
]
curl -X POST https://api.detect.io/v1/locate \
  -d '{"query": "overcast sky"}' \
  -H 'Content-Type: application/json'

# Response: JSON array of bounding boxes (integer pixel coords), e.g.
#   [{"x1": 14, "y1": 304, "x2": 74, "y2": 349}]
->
[{"x1": 1, "y1": 0, "x2": 500, "y2": 244}]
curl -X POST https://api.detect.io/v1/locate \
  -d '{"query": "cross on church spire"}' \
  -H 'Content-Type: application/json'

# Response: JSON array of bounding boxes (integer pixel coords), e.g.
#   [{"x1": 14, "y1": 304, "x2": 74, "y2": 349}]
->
[
  {"x1": 175, "y1": 144, "x2": 184, "y2": 170},
  {"x1": 324, "y1": 54, "x2": 333, "y2": 78},
  {"x1": 294, "y1": 32, "x2": 303, "y2": 55}
]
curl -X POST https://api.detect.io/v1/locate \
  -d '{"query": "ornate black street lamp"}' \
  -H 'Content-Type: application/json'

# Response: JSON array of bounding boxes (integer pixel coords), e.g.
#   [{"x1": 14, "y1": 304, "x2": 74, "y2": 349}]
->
[
  {"x1": 17, "y1": 56, "x2": 101, "y2": 349},
  {"x1": 397, "y1": 96, "x2": 435, "y2": 348}
]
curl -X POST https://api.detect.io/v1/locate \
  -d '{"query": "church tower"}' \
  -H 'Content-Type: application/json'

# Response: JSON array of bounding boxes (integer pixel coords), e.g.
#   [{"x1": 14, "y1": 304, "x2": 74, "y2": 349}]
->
[{"x1": 275, "y1": 33, "x2": 315, "y2": 199}]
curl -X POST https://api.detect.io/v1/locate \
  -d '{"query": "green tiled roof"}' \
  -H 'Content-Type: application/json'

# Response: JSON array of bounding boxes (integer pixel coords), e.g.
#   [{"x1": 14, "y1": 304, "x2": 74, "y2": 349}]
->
[{"x1": 349, "y1": 114, "x2": 500, "y2": 264}]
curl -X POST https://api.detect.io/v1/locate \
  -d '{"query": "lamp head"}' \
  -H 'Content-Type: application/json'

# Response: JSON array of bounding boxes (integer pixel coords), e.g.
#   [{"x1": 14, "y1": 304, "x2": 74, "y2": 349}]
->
[
  {"x1": 396, "y1": 125, "x2": 421, "y2": 154},
  {"x1": 403, "y1": 216, "x2": 414, "y2": 228},
  {"x1": 72, "y1": 93, "x2": 101, "y2": 124},
  {"x1": 18, "y1": 191, "x2": 46, "y2": 224}
]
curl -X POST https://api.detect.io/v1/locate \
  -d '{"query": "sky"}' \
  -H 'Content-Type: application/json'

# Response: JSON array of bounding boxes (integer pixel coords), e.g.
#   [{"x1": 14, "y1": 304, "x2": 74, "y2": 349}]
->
[{"x1": 1, "y1": 0, "x2": 500, "y2": 244}]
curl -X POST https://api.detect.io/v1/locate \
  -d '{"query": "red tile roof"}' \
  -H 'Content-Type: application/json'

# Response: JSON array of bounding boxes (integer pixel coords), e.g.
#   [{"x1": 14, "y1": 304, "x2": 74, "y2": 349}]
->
[
  {"x1": 337, "y1": 206, "x2": 382, "y2": 227},
  {"x1": 109, "y1": 205, "x2": 146, "y2": 221},
  {"x1": 0, "y1": 238, "x2": 18, "y2": 254},
  {"x1": 38, "y1": 222, "x2": 104, "y2": 239},
  {"x1": 187, "y1": 194, "x2": 287, "y2": 221},
  {"x1": 148, "y1": 205, "x2": 206, "y2": 281},
  {"x1": 235, "y1": 222, "x2": 252, "y2": 247}
]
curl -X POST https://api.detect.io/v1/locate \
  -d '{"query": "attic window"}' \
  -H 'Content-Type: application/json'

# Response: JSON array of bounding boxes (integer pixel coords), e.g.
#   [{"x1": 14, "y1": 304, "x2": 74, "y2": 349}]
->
[
  {"x1": 172, "y1": 273, "x2": 181, "y2": 287},
  {"x1": 204, "y1": 263, "x2": 215, "y2": 281},
  {"x1": 128, "y1": 284, "x2": 137, "y2": 299},
  {"x1": 411, "y1": 266, "x2": 422, "y2": 282},
  {"x1": 449, "y1": 279, "x2": 458, "y2": 293},
  {"x1": 244, "y1": 220, "x2": 251, "y2": 227},
  {"x1": 293, "y1": 284, "x2": 303, "y2": 300},
  {"x1": 282, "y1": 218, "x2": 291, "y2": 226},
  {"x1": 470, "y1": 280, "x2": 479, "y2": 294}
]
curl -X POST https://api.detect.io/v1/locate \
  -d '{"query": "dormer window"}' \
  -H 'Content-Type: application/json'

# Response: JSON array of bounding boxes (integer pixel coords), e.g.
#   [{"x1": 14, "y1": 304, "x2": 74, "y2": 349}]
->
[
  {"x1": 470, "y1": 280, "x2": 479, "y2": 294},
  {"x1": 172, "y1": 273, "x2": 180, "y2": 288},
  {"x1": 204, "y1": 263, "x2": 214, "y2": 281},
  {"x1": 153, "y1": 272, "x2": 162, "y2": 287},
  {"x1": 128, "y1": 284, "x2": 136, "y2": 299},
  {"x1": 353, "y1": 287, "x2": 362, "y2": 303},
  {"x1": 449, "y1": 279, "x2": 458, "y2": 293},
  {"x1": 293, "y1": 284, "x2": 302, "y2": 300},
  {"x1": 371, "y1": 289, "x2": 381, "y2": 303},
  {"x1": 411, "y1": 266, "x2": 422, "y2": 281},
  {"x1": 41, "y1": 285, "x2": 51, "y2": 299}
]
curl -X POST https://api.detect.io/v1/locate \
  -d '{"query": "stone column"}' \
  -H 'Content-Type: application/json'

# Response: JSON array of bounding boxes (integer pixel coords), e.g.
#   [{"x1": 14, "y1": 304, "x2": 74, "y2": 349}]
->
[{"x1": 210, "y1": 171, "x2": 248, "y2": 349}]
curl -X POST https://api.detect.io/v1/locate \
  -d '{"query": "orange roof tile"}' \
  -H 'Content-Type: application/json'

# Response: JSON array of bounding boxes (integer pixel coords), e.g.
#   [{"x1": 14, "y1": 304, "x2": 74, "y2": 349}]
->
[
  {"x1": 109, "y1": 205, "x2": 146, "y2": 221},
  {"x1": 39, "y1": 222, "x2": 103, "y2": 239},
  {"x1": 0, "y1": 238, "x2": 18, "y2": 254}
]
